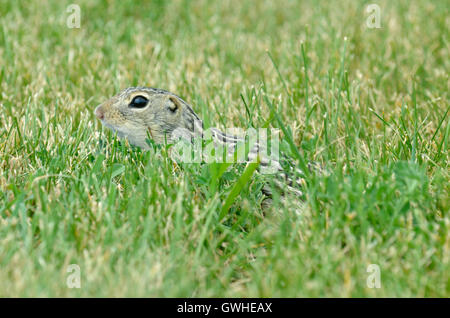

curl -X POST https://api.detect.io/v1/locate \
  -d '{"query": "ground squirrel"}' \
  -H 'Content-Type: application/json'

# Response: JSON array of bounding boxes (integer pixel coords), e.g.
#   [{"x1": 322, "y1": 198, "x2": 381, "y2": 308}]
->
[{"x1": 95, "y1": 86, "x2": 305, "y2": 198}]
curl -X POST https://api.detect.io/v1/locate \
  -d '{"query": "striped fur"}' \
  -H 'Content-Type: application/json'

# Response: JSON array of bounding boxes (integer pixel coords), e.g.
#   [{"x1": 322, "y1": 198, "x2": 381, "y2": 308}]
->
[{"x1": 95, "y1": 87, "x2": 306, "y2": 199}]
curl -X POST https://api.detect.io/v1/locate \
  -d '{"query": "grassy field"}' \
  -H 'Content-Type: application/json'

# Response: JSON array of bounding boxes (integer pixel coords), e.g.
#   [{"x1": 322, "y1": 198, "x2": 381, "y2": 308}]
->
[{"x1": 0, "y1": 0, "x2": 448, "y2": 297}]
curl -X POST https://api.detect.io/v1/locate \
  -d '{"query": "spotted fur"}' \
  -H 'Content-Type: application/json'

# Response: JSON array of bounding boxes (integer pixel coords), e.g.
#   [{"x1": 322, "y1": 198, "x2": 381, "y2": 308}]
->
[{"x1": 95, "y1": 87, "x2": 306, "y2": 198}]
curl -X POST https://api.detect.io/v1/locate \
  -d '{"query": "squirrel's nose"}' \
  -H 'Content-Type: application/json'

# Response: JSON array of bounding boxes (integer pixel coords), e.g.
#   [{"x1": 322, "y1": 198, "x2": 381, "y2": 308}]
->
[{"x1": 94, "y1": 105, "x2": 104, "y2": 120}]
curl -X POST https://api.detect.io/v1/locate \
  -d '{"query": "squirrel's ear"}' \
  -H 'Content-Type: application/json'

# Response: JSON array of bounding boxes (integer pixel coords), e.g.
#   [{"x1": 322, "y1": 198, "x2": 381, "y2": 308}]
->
[{"x1": 168, "y1": 96, "x2": 182, "y2": 112}]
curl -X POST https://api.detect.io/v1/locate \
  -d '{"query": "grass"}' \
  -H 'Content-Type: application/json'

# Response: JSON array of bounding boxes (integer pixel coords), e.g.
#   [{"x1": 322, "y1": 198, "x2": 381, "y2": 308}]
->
[{"x1": 0, "y1": 0, "x2": 448, "y2": 297}]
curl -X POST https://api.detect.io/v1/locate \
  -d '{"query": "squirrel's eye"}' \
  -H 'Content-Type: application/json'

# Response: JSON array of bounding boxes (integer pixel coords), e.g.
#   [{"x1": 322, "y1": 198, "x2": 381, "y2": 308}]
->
[{"x1": 129, "y1": 95, "x2": 149, "y2": 108}]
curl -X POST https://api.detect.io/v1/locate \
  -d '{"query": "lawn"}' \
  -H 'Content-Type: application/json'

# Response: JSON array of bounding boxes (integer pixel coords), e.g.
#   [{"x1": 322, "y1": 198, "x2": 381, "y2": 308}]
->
[{"x1": 0, "y1": 0, "x2": 448, "y2": 297}]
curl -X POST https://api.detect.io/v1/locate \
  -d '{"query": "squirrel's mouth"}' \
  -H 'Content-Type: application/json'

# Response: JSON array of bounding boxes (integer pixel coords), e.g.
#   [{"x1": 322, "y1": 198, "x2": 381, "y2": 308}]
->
[
  {"x1": 98, "y1": 121, "x2": 149, "y2": 149},
  {"x1": 94, "y1": 105, "x2": 105, "y2": 120},
  {"x1": 101, "y1": 122, "x2": 124, "y2": 136}
]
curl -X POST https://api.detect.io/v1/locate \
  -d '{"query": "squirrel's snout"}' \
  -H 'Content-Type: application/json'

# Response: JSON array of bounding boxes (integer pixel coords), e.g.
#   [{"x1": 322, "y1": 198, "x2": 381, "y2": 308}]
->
[{"x1": 94, "y1": 105, "x2": 104, "y2": 120}]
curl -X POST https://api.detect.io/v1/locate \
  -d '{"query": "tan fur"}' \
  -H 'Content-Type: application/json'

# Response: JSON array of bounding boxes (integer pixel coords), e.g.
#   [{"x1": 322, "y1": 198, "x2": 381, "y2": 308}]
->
[
  {"x1": 94, "y1": 86, "x2": 307, "y2": 200},
  {"x1": 95, "y1": 87, "x2": 198, "y2": 148}
]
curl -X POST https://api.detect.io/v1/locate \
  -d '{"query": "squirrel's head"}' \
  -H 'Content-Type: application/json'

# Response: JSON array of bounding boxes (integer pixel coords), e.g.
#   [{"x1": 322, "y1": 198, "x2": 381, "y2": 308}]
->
[{"x1": 94, "y1": 87, "x2": 200, "y2": 149}]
